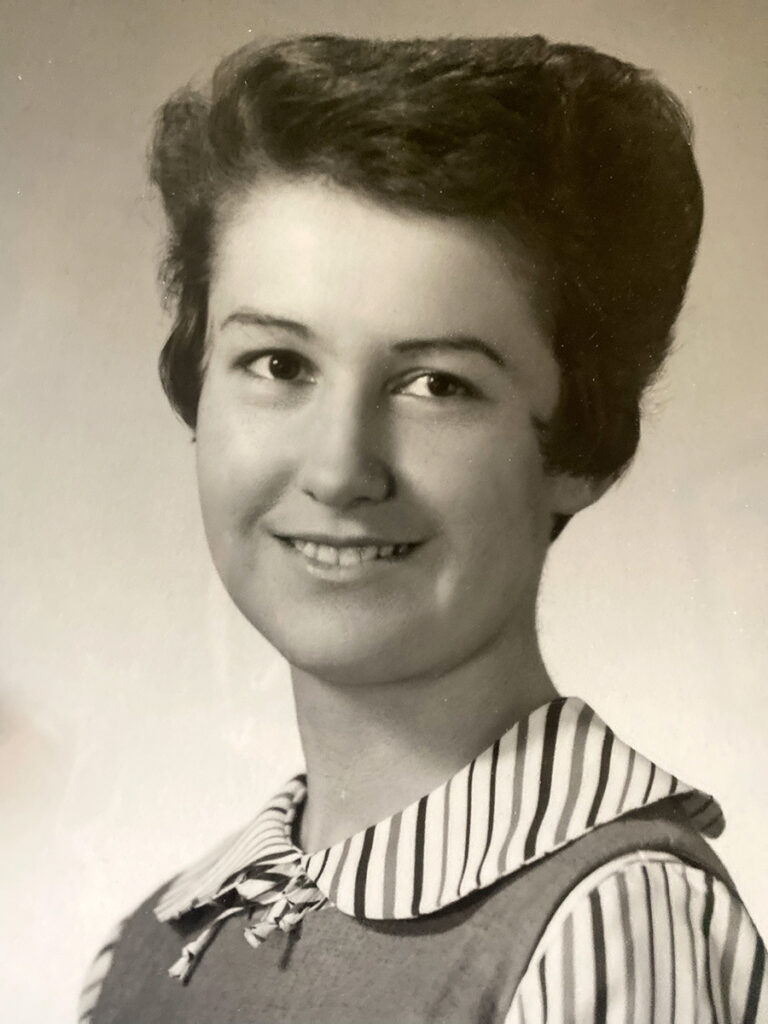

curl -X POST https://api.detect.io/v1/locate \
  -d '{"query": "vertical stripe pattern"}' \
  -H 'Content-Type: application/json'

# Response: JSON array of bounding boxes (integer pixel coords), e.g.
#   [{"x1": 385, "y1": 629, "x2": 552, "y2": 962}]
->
[
  {"x1": 127, "y1": 697, "x2": 749, "y2": 998},
  {"x1": 505, "y1": 853, "x2": 768, "y2": 1024},
  {"x1": 155, "y1": 699, "x2": 728, "y2": 932}
]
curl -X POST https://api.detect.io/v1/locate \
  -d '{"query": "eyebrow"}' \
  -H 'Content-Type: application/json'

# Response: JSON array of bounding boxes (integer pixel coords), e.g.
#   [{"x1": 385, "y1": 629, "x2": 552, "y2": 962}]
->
[
  {"x1": 393, "y1": 337, "x2": 506, "y2": 368},
  {"x1": 220, "y1": 308, "x2": 312, "y2": 338},
  {"x1": 220, "y1": 309, "x2": 506, "y2": 369}
]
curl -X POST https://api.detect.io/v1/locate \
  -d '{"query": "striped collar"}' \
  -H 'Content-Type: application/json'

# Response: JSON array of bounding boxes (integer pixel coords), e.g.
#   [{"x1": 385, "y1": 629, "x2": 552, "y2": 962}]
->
[{"x1": 156, "y1": 697, "x2": 723, "y2": 925}]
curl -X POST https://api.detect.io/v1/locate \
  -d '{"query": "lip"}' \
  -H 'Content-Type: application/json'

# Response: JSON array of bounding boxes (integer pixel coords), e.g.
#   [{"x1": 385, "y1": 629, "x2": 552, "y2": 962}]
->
[
  {"x1": 272, "y1": 532, "x2": 424, "y2": 548},
  {"x1": 272, "y1": 532, "x2": 426, "y2": 579}
]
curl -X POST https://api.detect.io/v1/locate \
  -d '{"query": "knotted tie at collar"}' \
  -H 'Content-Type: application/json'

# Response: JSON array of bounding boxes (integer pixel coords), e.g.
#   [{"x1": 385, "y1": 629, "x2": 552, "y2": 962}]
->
[
  {"x1": 154, "y1": 778, "x2": 327, "y2": 984},
  {"x1": 167, "y1": 847, "x2": 328, "y2": 983}
]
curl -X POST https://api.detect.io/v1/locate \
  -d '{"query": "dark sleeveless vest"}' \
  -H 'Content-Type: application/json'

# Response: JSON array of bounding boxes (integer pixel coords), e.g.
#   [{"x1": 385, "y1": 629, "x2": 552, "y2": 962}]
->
[{"x1": 90, "y1": 798, "x2": 732, "y2": 1024}]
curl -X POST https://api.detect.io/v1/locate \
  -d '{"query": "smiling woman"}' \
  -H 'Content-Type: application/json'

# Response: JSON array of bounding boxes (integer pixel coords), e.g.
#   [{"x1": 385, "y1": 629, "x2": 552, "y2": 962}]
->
[
  {"x1": 196, "y1": 179, "x2": 575, "y2": 688},
  {"x1": 79, "y1": 33, "x2": 766, "y2": 1024}
]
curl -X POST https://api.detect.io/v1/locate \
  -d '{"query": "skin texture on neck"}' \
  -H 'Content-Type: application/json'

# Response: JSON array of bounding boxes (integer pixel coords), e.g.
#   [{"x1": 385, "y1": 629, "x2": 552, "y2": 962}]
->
[{"x1": 293, "y1": 618, "x2": 558, "y2": 853}]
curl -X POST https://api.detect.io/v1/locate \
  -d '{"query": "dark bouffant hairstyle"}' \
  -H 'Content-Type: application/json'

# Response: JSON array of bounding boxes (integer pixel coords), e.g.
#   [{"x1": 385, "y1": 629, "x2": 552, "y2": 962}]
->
[{"x1": 150, "y1": 34, "x2": 702, "y2": 482}]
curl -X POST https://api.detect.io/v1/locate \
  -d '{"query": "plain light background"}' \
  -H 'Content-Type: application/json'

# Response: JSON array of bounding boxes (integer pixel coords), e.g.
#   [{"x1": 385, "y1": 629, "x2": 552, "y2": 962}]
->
[{"x1": 2, "y1": 0, "x2": 766, "y2": 1020}]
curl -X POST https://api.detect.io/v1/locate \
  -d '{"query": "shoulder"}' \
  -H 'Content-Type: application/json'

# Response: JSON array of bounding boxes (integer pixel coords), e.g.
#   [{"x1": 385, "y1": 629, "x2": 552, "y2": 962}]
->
[
  {"x1": 77, "y1": 879, "x2": 187, "y2": 1024},
  {"x1": 78, "y1": 917, "x2": 128, "y2": 1024},
  {"x1": 505, "y1": 850, "x2": 767, "y2": 1023}
]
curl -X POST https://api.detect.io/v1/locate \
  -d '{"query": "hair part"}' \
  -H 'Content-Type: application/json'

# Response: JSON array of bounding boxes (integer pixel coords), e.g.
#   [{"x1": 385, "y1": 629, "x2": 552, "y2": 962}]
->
[{"x1": 151, "y1": 33, "x2": 703, "y2": 494}]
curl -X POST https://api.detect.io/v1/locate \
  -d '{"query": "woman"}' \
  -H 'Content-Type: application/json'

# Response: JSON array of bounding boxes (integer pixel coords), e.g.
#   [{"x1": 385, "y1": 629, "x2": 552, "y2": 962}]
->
[{"x1": 80, "y1": 33, "x2": 766, "y2": 1023}]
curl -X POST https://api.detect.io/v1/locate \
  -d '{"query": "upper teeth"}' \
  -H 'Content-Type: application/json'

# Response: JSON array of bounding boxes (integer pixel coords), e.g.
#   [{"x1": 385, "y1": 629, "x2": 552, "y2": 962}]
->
[{"x1": 288, "y1": 540, "x2": 410, "y2": 565}]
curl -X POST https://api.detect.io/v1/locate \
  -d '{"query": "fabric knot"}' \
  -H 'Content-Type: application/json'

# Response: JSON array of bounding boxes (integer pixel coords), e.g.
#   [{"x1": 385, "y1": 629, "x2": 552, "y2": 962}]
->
[{"x1": 167, "y1": 848, "x2": 327, "y2": 983}]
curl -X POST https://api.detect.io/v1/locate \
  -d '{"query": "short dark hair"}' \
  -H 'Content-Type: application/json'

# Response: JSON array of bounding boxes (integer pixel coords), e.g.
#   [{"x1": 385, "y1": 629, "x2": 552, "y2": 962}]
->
[{"x1": 150, "y1": 33, "x2": 702, "y2": 483}]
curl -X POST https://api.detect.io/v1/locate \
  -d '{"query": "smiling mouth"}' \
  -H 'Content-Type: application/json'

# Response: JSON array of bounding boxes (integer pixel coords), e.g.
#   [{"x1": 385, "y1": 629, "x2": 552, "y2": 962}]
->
[{"x1": 276, "y1": 536, "x2": 422, "y2": 568}]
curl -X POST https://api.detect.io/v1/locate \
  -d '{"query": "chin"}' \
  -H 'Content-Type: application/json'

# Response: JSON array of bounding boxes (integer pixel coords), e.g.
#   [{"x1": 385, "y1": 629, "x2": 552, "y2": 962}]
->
[
  {"x1": 271, "y1": 631, "x2": 412, "y2": 687},
  {"x1": 249, "y1": 609, "x2": 433, "y2": 687}
]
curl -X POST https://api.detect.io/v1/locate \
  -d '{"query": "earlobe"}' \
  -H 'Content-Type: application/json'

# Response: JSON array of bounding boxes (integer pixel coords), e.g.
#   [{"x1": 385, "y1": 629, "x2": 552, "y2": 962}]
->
[{"x1": 549, "y1": 472, "x2": 613, "y2": 516}]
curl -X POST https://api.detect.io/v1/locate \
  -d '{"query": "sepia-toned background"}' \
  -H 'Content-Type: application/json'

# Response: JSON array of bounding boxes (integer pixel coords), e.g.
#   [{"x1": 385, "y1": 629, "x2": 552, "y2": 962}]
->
[{"x1": 2, "y1": 0, "x2": 766, "y2": 1020}]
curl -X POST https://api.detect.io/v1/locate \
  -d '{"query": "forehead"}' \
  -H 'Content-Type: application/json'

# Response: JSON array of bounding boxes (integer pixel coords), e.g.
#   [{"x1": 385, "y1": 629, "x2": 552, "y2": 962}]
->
[
  {"x1": 210, "y1": 177, "x2": 558, "y2": 404},
  {"x1": 213, "y1": 177, "x2": 539, "y2": 320}
]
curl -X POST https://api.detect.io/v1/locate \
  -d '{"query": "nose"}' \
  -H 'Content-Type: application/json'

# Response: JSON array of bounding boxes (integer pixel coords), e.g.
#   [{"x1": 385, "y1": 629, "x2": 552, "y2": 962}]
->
[{"x1": 296, "y1": 388, "x2": 395, "y2": 510}]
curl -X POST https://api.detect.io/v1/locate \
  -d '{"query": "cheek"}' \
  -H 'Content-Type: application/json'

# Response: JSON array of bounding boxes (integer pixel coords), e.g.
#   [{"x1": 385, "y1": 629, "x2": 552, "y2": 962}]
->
[
  {"x1": 194, "y1": 384, "x2": 288, "y2": 543},
  {"x1": 408, "y1": 421, "x2": 546, "y2": 542},
  {"x1": 396, "y1": 422, "x2": 547, "y2": 624}
]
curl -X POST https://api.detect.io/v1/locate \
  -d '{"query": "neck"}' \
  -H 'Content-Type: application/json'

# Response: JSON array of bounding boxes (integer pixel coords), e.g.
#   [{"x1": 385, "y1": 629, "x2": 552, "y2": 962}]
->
[{"x1": 292, "y1": 626, "x2": 557, "y2": 853}]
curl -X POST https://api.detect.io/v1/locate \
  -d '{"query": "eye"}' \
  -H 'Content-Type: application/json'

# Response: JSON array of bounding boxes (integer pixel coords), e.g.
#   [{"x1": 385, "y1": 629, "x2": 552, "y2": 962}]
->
[
  {"x1": 240, "y1": 350, "x2": 315, "y2": 383},
  {"x1": 396, "y1": 372, "x2": 476, "y2": 399}
]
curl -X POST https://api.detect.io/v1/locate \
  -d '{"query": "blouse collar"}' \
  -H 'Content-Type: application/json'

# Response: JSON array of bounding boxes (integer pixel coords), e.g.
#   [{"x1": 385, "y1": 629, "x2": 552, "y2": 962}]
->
[{"x1": 156, "y1": 696, "x2": 723, "y2": 925}]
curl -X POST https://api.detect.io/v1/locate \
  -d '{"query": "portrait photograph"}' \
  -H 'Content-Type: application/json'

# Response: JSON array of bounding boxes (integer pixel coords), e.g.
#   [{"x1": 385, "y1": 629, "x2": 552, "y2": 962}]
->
[{"x1": 2, "y1": 1, "x2": 767, "y2": 1021}]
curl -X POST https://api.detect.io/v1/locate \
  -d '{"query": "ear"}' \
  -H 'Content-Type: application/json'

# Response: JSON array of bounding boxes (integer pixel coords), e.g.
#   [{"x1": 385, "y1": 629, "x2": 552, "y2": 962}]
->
[{"x1": 547, "y1": 471, "x2": 614, "y2": 517}]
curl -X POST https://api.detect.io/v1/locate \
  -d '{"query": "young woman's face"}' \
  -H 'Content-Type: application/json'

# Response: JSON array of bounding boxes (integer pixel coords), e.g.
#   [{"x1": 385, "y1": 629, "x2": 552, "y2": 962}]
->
[{"x1": 197, "y1": 178, "x2": 588, "y2": 685}]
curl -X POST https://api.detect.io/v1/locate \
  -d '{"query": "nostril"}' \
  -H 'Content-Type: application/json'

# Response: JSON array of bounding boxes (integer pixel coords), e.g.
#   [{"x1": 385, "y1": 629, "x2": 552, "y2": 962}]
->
[
  {"x1": 301, "y1": 458, "x2": 395, "y2": 508},
  {"x1": 297, "y1": 401, "x2": 395, "y2": 507}
]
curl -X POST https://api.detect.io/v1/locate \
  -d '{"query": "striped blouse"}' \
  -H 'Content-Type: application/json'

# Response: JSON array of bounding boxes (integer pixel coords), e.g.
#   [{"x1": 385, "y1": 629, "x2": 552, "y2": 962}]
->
[{"x1": 81, "y1": 697, "x2": 767, "y2": 1022}]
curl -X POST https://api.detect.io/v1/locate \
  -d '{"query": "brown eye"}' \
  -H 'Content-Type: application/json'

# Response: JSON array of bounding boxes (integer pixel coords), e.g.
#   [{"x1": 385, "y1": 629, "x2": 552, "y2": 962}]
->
[
  {"x1": 425, "y1": 373, "x2": 463, "y2": 397},
  {"x1": 267, "y1": 352, "x2": 302, "y2": 380},
  {"x1": 399, "y1": 372, "x2": 474, "y2": 399},
  {"x1": 244, "y1": 350, "x2": 314, "y2": 383}
]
